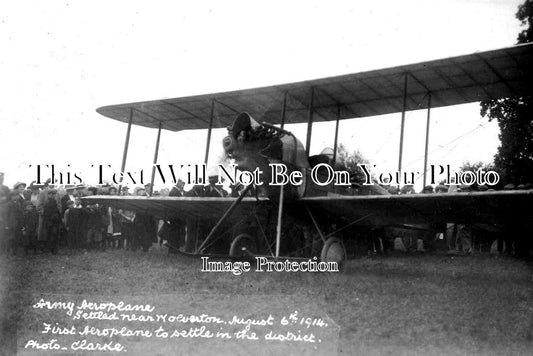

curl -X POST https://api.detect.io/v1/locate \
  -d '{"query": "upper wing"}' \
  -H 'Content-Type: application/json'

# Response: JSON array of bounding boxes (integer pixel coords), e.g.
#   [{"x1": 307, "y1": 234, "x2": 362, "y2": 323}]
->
[
  {"x1": 82, "y1": 196, "x2": 270, "y2": 221},
  {"x1": 96, "y1": 43, "x2": 532, "y2": 131},
  {"x1": 301, "y1": 190, "x2": 533, "y2": 226}
]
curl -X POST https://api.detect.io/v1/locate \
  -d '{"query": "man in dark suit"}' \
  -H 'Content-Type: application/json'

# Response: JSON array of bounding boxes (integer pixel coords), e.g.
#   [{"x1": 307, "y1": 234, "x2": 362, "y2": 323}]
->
[
  {"x1": 164, "y1": 180, "x2": 186, "y2": 253},
  {"x1": 43, "y1": 189, "x2": 61, "y2": 254}
]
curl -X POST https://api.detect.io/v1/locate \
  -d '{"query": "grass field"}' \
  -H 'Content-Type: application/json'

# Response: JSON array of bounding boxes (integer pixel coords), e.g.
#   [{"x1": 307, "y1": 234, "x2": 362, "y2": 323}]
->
[{"x1": 1, "y1": 247, "x2": 532, "y2": 355}]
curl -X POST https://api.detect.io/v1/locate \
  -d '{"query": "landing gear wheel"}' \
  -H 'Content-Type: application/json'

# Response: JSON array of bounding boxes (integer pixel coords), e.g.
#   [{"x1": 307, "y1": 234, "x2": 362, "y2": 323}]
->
[
  {"x1": 320, "y1": 237, "x2": 346, "y2": 271},
  {"x1": 229, "y1": 234, "x2": 257, "y2": 259}
]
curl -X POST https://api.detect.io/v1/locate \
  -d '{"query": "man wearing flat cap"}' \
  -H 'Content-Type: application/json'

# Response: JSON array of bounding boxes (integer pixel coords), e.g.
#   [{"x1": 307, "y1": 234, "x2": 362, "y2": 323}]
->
[
  {"x1": 13, "y1": 182, "x2": 27, "y2": 208},
  {"x1": 120, "y1": 186, "x2": 130, "y2": 196},
  {"x1": 27, "y1": 182, "x2": 43, "y2": 205}
]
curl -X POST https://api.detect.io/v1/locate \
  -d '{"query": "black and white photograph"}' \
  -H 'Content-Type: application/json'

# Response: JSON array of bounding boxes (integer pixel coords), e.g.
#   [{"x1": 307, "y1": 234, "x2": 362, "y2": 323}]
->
[{"x1": 1, "y1": 0, "x2": 532, "y2": 355}]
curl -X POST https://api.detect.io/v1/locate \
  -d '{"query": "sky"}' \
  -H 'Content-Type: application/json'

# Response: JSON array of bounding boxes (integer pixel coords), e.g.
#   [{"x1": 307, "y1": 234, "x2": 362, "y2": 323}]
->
[{"x1": 0, "y1": 0, "x2": 526, "y2": 191}]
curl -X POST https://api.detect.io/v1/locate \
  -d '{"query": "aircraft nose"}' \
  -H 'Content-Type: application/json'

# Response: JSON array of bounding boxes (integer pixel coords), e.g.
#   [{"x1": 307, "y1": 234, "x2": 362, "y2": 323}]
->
[{"x1": 222, "y1": 135, "x2": 235, "y2": 154}]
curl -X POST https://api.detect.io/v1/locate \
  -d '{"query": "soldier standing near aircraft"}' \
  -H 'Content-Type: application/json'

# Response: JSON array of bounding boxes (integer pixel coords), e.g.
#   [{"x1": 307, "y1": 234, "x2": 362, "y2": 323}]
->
[
  {"x1": 165, "y1": 180, "x2": 186, "y2": 253},
  {"x1": 132, "y1": 187, "x2": 157, "y2": 252}
]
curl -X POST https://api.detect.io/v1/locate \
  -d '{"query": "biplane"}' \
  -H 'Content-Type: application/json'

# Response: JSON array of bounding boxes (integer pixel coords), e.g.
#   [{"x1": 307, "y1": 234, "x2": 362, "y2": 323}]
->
[{"x1": 84, "y1": 43, "x2": 533, "y2": 264}]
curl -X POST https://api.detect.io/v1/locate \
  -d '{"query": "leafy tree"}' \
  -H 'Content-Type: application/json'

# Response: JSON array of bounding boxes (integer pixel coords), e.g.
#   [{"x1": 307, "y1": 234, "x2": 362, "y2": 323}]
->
[
  {"x1": 480, "y1": 0, "x2": 533, "y2": 185},
  {"x1": 336, "y1": 143, "x2": 371, "y2": 184},
  {"x1": 516, "y1": 0, "x2": 533, "y2": 43},
  {"x1": 335, "y1": 144, "x2": 396, "y2": 194},
  {"x1": 457, "y1": 161, "x2": 498, "y2": 189},
  {"x1": 459, "y1": 161, "x2": 495, "y2": 173}
]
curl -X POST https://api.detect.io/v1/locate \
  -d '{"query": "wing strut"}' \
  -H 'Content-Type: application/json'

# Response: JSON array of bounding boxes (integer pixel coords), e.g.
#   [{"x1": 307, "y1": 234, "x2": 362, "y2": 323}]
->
[
  {"x1": 119, "y1": 108, "x2": 133, "y2": 194},
  {"x1": 398, "y1": 73, "x2": 408, "y2": 175},
  {"x1": 197, "y1": 184, "x2": 254, "y2": 253},
  {"x1": 275, "y1": 185, "x2": 285, "y2": 259},
  {"x1": 204, "y1": 100, "x2": 215, "y2": 164},
  {"x1": 149, "y1": 122, "x2": 162, "y2": 196},
  {"x1": 280, "y1": 92, "x2": 287, "y2": 129},
  {"x1": 305, "y1": 87, "x2": 314, "y2": 156},
  {"x1": 422, "y1": 93, "x2": 432, "y2": 188},
  {"x1": 332, "y1": 104, "x2": 341, "y2": 164}
]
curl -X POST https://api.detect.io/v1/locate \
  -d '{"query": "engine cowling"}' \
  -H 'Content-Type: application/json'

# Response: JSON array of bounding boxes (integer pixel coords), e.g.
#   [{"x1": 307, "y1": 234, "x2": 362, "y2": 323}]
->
[{"x1": 223, "y1": 113, "x2": 309, "y2": 199}]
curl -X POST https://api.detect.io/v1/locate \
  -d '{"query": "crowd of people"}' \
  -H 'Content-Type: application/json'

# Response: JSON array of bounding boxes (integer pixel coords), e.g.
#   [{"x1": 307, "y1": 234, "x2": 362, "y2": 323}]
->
[
  {"x1": 1, "y1": 170, "x2": 530, "y2": 256},
  {"x1": 383, "y1": 182, "x2": 532, "y2": 256},
  {"x1": 0, "y1": 173, "x2": 231, "y2": 256}
]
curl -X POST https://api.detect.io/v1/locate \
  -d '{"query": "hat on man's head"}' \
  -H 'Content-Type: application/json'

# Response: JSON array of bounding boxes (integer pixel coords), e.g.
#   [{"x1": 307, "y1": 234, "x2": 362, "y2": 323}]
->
[
  {"x1": 87, "y1": 186, "x2": 98, "y2": 194},
  {"x1": 13, "y1": 182, "x2": 26, "y2": 190},
  {"x1": 29, "y1": 181, "x2": 44, "y2": 189}
]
